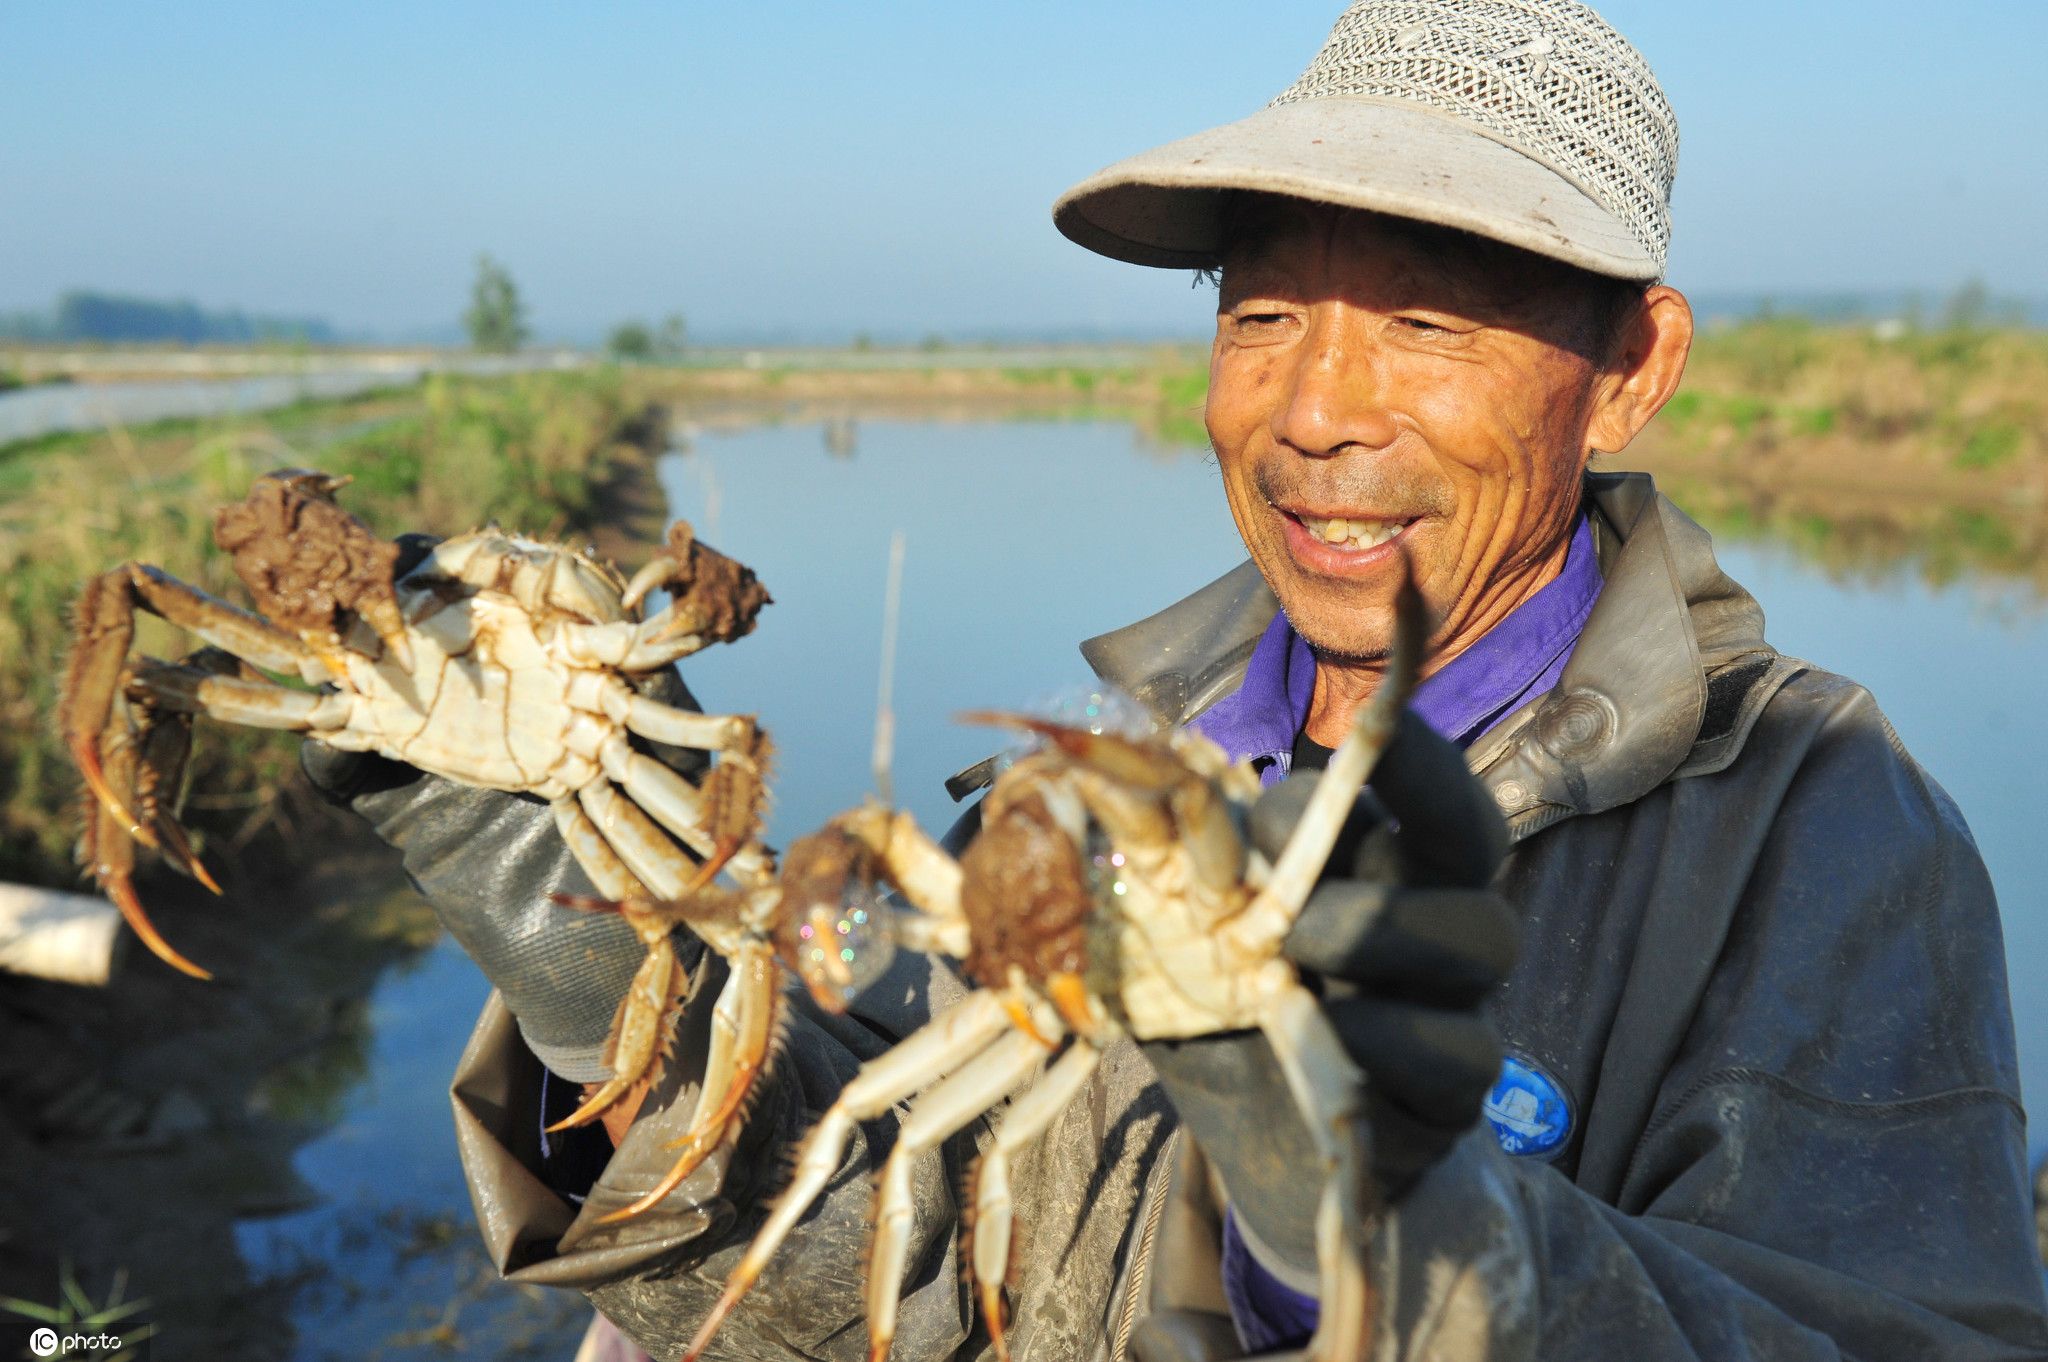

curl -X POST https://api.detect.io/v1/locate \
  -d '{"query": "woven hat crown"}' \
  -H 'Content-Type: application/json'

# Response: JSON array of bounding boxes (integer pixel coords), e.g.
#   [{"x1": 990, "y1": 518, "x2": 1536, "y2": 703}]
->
[{"x1": 1271, "y1": 0, "x2": 1678, "y2": 275}]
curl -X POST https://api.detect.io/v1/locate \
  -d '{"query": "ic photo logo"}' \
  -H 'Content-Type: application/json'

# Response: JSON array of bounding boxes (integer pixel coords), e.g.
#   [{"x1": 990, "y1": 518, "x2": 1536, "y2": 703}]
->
[{"x1": 5, "y1": 1321, "x2": 143, "y2": 1360}]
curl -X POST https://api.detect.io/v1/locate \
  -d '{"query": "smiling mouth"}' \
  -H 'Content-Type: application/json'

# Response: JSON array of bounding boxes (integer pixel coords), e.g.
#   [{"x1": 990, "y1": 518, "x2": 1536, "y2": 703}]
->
[{"x1": 1292, "y1": 511, "x2": 1411, "y2": 549}]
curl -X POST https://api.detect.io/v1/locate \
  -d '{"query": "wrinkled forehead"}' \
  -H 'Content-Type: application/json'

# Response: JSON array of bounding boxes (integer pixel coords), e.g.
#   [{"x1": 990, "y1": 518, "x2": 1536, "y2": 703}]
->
[{"x1": 1218, "y1": 194, "x2": 1551, "y2": 317}]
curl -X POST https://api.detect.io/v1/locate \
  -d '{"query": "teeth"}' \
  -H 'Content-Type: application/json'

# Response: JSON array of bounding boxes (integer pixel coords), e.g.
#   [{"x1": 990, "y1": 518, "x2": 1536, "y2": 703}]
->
[{"x1": 1301, "y1": 514, "x2": 1407, "y2": 549}]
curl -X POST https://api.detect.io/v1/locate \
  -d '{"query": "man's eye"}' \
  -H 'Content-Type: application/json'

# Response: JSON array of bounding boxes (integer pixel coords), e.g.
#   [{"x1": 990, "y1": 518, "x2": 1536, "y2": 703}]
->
[
  {"x1": 1236, "y1": 312, "x2": 1289, "y2": 327},
  {"x1": 1396, "y1": 316, "x2": 1445, "y2": 332}
]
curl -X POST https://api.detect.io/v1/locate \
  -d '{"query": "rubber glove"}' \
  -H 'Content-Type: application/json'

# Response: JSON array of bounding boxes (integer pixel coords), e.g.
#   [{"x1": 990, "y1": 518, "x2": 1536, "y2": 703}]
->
[{"x1": 1142, "y1": 709, "x2": 1517, "y2": 1281}]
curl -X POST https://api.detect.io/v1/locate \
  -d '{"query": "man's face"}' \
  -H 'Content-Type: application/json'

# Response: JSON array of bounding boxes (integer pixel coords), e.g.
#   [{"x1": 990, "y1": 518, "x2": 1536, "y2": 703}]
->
[{"x1": 1207, "y1": 203, "x2": 1613, "y2": 663}]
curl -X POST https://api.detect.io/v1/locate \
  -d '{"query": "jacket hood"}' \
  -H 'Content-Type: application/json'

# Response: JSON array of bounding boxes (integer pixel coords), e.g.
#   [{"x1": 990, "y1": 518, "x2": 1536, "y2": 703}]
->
[{"x1": 1080, "y1": 472, "x2": 1790, "y2": 840}]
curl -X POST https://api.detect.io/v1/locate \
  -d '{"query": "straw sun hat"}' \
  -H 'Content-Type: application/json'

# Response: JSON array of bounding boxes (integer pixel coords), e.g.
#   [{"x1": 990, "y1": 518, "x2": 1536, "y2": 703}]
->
[{"x1": 1054, "y1": 0, "x2": 1679, "y2": 282}]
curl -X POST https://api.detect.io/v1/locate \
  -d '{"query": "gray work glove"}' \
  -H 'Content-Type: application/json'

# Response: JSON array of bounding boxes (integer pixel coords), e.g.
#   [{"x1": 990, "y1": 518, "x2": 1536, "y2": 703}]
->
[
  {"x1": 1142, "y1": 709, "x2": 1517, "y2": 1284},
  {"x1": 301, "y1": 532, "x2": 708, "y2": 1082}
]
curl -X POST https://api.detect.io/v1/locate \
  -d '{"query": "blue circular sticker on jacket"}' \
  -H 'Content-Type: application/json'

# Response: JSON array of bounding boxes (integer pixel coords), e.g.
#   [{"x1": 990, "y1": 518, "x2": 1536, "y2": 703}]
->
[{"x1": 1484, "y1": 1055, "x2": 1572, "y2": 1158}]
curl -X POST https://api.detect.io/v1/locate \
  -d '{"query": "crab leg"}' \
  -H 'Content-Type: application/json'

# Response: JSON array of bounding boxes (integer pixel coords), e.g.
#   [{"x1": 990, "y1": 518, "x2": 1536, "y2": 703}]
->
[
  {"x1": 548, "y1": 804, "x2": 681, "y2": 1130},
  {"x1": 127, "y1": 658, "x2": 353, "y2": 731},
  {"x1": 553, "y1": 799, "x2": 654, "y2": 902},
  {"x1": 680, "y1": 989, "x2": 1015, "y2": 1362},
  {"x1": 64, "y1": 597, "x2": 239, "y2": 979},
  {"x1": 860, "y1": 807, "x2": 967, "y2": 924},
  {"x1": 555, "y1": 616, "x2": 721, "y2": 672},
  {"x1": 597, "y1": 937, "x2": 784, "y2": 1222},
  {"x1": 579, "y1": 772, "x2": 770, "y2": 910},
  {"x1": 868, "y1": 1026, "x2": 1056, "y2": 1362},
  {"x1": 959, "y1": 714, "x2": 1187, "y2": 793},
  {"x1": 63, "y1": 571, "x2": 144, "y2": 835},
  {"x1": 549, "y1": 912, "x2": 690, "y2": 1132},
  {"x1": 1261, "y1": 983, "x2": 1372, "y2": 1362},
  {"x1": 885, "y1": 910, "x2": 972, "y2": 960},
  {"x1": 562, "y1": 563, "x2": 770, "y2": 672},
  {"x1": 591, "y1": 731, "x2": 772, "y2": 887},
  {"x1": 594, "y1": 735, "x2": 715, "y2": 857},
  {"x1": 78, "y1": 705, "x2": 215, "y2": 981},
  {"x1": 579, "y1": 782, "x2": 699, "y2": 899},
  {"x1": 817, "y1": 805, "x2": 972, "y2": 957},
  {"x1": 565, "y1": 671, "x2": 756, "y2": 753},
  {"x1": 693, "y1": 960, "x2": 748, "y2": 1135},
  {"x1": 123, "y1": 564, "x2": 329, "y2": 681},
  {"x1": 130, "y1": 679, "x2": 218, "y2": 894},
  {"x1": 969, "y1": 1038, "x2": 1101, "y2": 1362},
  {"x1": 1223, "y1": 572, "x2": 1425, "y2": 958}
]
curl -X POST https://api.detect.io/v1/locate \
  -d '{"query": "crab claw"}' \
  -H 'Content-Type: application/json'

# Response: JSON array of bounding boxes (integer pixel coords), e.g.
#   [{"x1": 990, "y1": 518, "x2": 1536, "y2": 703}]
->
[
  {"x1": 623, "y1": 520, "x2": 773, "y2": 648},
  {"x1": 62, "y1": 570, "x2": 147, "y2": 838},
  {"x1": 213, "y1": 467, "x2": 414, "y2": 673},
  {"x1": 621, "y1": 520, "x2": 698, "y2": 613},
  {"x1": 956, "y1": 711, "x2": 1185, "y2": 793},
  {"x1": 78, "y1": 721, "x2": 214, "y2": 981},
  {"x1": 104, "y1": 872, "x2": 214, "y2": 981},
  {"x1": 355, "y1": 594, "x2": 414, "y2": 674}
]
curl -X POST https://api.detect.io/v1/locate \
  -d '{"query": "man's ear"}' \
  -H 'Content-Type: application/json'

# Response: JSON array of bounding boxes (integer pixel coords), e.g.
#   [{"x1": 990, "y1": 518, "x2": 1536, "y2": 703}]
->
[{"x1": 1585, "y1": 286, "x2": 1693, "y2": 455}]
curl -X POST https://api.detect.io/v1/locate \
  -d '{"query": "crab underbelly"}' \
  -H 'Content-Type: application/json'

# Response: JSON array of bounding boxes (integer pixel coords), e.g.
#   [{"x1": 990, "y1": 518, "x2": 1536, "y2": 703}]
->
[
  {"x1": 1110, "y1": 923, "x2": 1265, "y2": 1039},
  {"x1": 386, "y1": 652, "x2": 533, "y2": 791},
  {"x1": 1103, "y1": 878, "x2": 1268, "y2": 1039}
]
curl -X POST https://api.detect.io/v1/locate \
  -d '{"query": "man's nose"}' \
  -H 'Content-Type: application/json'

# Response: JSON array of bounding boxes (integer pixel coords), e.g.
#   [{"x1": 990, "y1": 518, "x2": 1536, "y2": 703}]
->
[{"x1": 1272, "y1": 308, "x2": 1400, "y2": 458}]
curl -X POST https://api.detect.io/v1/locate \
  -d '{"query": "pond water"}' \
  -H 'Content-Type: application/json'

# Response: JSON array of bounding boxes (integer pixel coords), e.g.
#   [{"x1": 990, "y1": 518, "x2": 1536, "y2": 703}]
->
[{"x1": 242, "y1": 417, "x2": 2048, "y2": 1357}]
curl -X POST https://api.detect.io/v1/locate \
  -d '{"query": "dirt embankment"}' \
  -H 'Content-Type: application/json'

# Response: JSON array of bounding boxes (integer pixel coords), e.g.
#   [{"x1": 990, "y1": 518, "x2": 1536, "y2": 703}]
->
[
  {"x1": 0, "y1": 793, "x2": 436, "y2": 1361},
  {"x1": 629, "y1": 362, "x2": 1211, "y2": 446},
  {"x1": 1613, "y1": 324, "x2": 2048, "y2": 590}
]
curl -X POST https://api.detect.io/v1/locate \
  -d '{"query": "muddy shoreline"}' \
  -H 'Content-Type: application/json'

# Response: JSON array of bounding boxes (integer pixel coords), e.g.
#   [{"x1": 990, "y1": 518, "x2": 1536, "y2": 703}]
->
[{"x1": 0, "y1": 789, "x2": 437, "y2": 1360}]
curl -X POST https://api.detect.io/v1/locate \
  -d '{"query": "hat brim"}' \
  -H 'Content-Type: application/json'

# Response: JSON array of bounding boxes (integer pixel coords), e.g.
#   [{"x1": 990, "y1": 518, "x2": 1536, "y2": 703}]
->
[{"x1": 1053, "y1": 97, "x2": 1660, "y2": 283}]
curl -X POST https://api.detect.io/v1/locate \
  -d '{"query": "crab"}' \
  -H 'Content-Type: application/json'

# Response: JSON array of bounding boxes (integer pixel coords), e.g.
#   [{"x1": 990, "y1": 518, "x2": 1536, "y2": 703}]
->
[
  {"x1": 59, "y1": 468, "x2": 775, "y2": 984},
  {"x1": 663, "y1": 573, "x2": 1426, "y2": 1362}
]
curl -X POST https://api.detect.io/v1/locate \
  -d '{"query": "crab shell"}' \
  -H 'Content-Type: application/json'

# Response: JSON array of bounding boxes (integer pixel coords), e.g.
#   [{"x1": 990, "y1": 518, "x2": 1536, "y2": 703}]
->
[{"x1": 958, "y1": 727, "x2": 1287, "y2": 1042}]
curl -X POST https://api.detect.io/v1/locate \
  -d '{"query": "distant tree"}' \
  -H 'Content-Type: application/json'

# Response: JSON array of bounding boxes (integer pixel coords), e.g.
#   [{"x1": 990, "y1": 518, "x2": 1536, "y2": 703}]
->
[
  {"x1": 1942, "y1": 278, "x2": 1992, "y2": 332},
  {"x1": 657, "y1": 312, "x2": 688, "y2": 356},
  {"x1": 465, "y1": 254, "x2": 528, "y2": 353},
  {"x1": 39, "y1": 292, "x2": 333, "y2": 345},
  {"x1": 609, "y1": 320, "x2": 653, "y2": 360}
]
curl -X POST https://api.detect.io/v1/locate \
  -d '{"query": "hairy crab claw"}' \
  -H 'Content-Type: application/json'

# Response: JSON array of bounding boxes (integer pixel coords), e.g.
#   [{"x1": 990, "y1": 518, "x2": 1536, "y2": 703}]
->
[{"x1": 1295, "y1": 511, "x2": 1412, "y2": 549}]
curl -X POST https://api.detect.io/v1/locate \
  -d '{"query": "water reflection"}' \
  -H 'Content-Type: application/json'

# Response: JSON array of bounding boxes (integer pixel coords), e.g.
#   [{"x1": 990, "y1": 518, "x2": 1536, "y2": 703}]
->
[{"x1": 1594, "y1": 461, "x2": 2048, "y2": 598}]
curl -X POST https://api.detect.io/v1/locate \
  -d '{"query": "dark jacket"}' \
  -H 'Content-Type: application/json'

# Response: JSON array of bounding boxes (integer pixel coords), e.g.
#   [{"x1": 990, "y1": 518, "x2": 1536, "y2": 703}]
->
[{"x1": 447, "y1": 472, "x2": 2046, "y2": 1360}]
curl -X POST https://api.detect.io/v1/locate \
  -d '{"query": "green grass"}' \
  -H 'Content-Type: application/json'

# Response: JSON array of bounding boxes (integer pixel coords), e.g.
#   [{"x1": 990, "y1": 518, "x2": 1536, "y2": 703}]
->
[{"x1": 1955, "y1": 422, "x2": 2022, "y2": 470}]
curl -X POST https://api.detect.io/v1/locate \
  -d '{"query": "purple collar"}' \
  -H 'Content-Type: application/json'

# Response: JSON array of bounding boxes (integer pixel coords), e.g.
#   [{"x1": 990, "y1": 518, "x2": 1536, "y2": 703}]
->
[{"x1": 1192, "y1": 515, "x2": 1602, "y2": 783}]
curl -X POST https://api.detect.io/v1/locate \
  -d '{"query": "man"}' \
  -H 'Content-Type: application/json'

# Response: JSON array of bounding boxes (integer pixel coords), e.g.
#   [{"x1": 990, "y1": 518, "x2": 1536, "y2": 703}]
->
[{"x1": 308, "y1": 1, "x2": 2047, "y2": 1357}]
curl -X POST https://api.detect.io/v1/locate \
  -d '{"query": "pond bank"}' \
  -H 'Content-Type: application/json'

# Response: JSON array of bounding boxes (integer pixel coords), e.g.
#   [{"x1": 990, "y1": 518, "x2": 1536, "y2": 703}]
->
[{"x1": 0, "y1": 796, "x2": 436, "y2": 1360}]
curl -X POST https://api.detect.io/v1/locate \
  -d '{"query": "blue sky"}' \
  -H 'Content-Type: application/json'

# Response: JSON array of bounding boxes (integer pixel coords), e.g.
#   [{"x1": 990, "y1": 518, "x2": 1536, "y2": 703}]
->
[{"x1": 4, "y1": 1, "x2": 2043, "y2": 342}]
